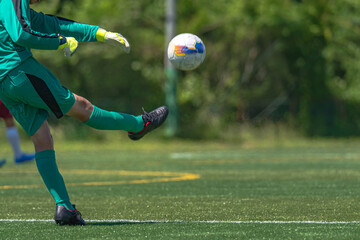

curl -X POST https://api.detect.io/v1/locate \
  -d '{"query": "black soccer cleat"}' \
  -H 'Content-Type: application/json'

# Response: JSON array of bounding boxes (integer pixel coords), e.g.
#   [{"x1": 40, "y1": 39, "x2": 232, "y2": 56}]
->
[
  {"x1": 128, "y1": 106, "x2": 169, "y2": 141},
  {"x1": 54, "y1": 205, "x2": 87, "y2": 226}
]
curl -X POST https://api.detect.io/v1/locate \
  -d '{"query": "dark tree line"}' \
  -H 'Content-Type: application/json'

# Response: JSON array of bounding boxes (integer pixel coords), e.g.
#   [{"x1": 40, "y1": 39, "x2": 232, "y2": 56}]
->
[{"x1": 32, "y1": 0, "x2": 360, "y2": 138}]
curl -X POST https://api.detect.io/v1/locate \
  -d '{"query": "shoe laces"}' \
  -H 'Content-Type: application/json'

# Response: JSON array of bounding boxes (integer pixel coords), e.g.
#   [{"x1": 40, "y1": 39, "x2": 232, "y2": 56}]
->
[
  {"x1": 72, "y1": 210, "x2": 84, "y2": 222},
  {"x1": 76, "y1": 210, "x2": 82, "y2": 218},
  {"x1": 142, "y1": 107, "x2": 153, "y2": 123}
]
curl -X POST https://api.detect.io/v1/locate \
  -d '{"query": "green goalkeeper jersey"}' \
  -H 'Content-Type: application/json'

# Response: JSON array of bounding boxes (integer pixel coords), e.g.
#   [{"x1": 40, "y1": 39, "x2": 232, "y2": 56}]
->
[{"x1": 0, "y1": 0, "x2": 99, "y2": 81}]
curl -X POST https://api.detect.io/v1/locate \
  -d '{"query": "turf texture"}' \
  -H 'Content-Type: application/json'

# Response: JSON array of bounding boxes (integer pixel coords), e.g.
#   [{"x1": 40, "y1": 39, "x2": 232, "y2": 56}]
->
[{"x1": 1, "y1": 140, "x2": 360, "y2": 239}]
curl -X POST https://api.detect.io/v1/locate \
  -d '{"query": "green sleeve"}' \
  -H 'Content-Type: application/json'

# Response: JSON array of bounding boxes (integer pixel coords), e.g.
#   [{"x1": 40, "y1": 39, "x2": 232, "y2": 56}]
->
[
  {"x1": 30, "y1": 10, "x2": 99, "y2": 42},
  {"x1": 1, "y1": 0, "x2": 60, "y2": 50}
]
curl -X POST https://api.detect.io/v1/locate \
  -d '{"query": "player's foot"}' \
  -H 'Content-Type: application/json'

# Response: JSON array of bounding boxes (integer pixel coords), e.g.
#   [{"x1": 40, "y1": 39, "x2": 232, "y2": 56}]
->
[
  {"x1": 0, "y1": 159, "x2": 6, "y2": 167},
  {"x1": 14, "y1": 153, "x2": 35, "y2": 164},
  {"x1": 54, "y1": 205, "x2": 87, "y2": 226},
  {"x1": 128, "y1": 106, "x2": 169, "y2": 141}
]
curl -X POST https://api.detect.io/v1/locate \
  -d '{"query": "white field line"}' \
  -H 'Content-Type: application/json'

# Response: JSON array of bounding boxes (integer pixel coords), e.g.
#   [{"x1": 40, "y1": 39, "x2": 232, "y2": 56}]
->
[
  {"x1": 169, "y1": 152, "x2": 360, "y2": 160},
  {"x1": 0, "y1": 219, "x2": 359, "y2": 224}
]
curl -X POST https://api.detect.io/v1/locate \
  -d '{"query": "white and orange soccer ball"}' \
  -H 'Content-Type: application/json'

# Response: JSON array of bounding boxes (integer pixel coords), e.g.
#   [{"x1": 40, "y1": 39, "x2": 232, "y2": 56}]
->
[{"x1": 167, "y1": 33, "x2": 206, "y2": 71}]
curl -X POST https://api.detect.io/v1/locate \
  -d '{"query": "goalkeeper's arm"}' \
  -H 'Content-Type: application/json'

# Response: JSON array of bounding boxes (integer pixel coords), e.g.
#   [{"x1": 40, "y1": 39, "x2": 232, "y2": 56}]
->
[
  {"x1": 30, "y1": 9, "x2": 98, "y2": 42},
  {"x1": 30, "y1": 10, "x2": 130, "y2": 53},
  {"x1": 4, "y1": 0, "x2": 60, "y2": 50}
]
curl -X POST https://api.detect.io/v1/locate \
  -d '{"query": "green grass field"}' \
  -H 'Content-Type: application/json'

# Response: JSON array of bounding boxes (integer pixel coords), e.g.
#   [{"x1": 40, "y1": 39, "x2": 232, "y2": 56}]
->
[{"x1": 1, "y1": 139, "x2": 360, "y2": 239}]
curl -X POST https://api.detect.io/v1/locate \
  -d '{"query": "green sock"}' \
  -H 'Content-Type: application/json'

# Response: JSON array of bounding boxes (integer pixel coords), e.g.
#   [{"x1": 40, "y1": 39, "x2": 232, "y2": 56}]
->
[
  {"x1": 84, "y1": 105, "x2": 144, "y2": 132},
  {"x1": 35, "y1": 150, "x2": 74, "y2": 211}
]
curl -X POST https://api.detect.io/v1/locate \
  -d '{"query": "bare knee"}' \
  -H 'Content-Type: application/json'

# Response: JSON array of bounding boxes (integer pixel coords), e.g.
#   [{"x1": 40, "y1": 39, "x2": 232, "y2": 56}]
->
[
  {"x1": 67, "y1": 94, "x2": 93, "y2": 122},
  {"x1": 31, "y1": 121, "x2": 54, "y2": 152}
]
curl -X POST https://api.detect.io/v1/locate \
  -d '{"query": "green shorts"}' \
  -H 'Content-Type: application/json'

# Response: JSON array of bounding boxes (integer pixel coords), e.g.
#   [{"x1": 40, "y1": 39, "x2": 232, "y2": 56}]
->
[{"x1": 0, "y1": 57, "x2": 75, "y2": 136}]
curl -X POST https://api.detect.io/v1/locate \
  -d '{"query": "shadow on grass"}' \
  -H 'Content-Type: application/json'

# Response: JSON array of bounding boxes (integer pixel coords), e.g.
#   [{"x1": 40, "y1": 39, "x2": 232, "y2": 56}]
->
[{"x1": 87, "y1": 221, "x2": 158, "y2": 226}]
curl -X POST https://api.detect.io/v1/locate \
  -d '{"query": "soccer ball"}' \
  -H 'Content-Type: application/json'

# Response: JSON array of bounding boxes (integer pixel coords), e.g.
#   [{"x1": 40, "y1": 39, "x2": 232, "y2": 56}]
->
[{"x1": 167, "y1": 33, "x2": 206, "y2": 71}]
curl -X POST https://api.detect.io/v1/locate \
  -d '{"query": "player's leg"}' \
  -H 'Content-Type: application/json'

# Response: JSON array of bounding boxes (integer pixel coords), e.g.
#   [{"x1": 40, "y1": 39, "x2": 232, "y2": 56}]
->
[
  {"x1": 67, "y1": 94, "x2": 169, "y2": 140},
  {"x1": 4, "y1": 56, "x2": 167, "y2": 139},
  {"x1": 0, "y1": 101, "x2": 74, "y2": 211},
  {"x1": 31, "y1": 120, "x2": 86, "y2": 225},
  {"x1": 30, "y1": 120, "x2": 73, "y2": 209},
  {"x1": 0, "y1": 58, "x2": 85, "y2": 225},
  {"x1": 4, "y1": 116, "x2": 22, "y2": 159},
  {"x1": 3, "y1": 115, "x2": 35, "y2": 163},
  {"x1": 0, "y1": 100, "x2": 35, "y2": 163},
  {"x1": 67, "y1": 94, "x2": 143, "y2": 132},
  {"x1": 0, "y1": 103, "x2": 84, "y2": 224}
]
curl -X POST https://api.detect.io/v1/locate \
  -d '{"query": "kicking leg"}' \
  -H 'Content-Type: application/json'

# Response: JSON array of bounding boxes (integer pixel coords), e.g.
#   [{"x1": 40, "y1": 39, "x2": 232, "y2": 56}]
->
[
  {"x1": 66, "y1": 94, "x2": 168, "y2": 140},
  {"x1": 67, "y1": 94, "x2": 143, "y2": 132}
]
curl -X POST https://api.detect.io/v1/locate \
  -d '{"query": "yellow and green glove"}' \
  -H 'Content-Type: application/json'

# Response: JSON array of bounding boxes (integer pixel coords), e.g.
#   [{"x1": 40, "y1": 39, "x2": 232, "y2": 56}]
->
[
  {"x1": 58, "y1": 36, "x2": 78, "y2": 57},
  {"x1": 96, "y1": 28, "x2": 130, "y2": 53}
]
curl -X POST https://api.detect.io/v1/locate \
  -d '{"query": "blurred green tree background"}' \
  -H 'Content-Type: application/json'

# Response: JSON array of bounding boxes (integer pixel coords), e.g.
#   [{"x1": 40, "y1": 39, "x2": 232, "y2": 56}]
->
[{"x1": 31, "y1": 0, "x2": 360, "y2": 139}]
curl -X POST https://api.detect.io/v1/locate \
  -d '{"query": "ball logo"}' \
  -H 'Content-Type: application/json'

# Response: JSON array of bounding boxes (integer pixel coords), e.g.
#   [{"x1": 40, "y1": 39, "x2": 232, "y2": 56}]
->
[
  {"x1": 174, "y1": 42, "x2": 204, "y2": 56},
  {"x1": 168, "y1": 33, "x2": 206, "y2": 71}
]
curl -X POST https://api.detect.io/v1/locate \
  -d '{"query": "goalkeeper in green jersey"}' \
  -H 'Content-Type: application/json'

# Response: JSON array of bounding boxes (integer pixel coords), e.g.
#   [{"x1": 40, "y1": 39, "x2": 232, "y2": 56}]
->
[{"x1": 0, "y1": 0, "x2": 168, "y2": 225}]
